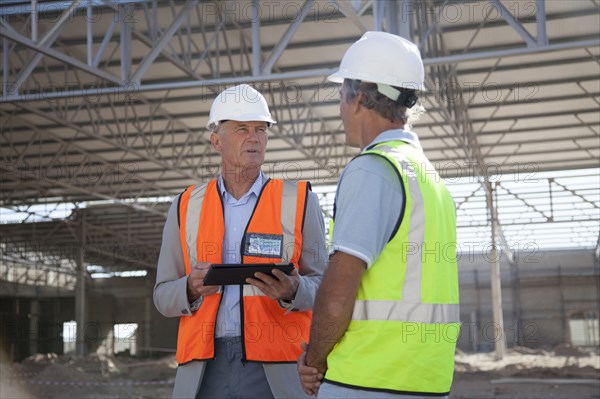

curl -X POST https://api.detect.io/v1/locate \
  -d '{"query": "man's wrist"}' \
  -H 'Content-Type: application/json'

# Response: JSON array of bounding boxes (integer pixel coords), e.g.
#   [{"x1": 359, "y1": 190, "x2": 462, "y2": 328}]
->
[
  {"x1": 306, "y1": 350, "x2": 327, "y2": 373},
  {"x1": 189, "y1": 294, "x2": 203, "y2": 312},
  {"x1": 284, "y1": 275, "x2": 300, "y2": 301},
  {"x1": 186, "y1": 275, "x2": 201, "y2": 303}
]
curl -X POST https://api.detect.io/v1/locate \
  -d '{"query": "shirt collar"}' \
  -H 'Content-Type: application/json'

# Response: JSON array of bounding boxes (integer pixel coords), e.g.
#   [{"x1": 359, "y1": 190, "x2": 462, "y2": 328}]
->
[
  {"x1": 365, "y1": 129, "x2": 422, "y2": 151},
  {"x1": 217, "y1": 170, "x2": 265, "y2": 199}
]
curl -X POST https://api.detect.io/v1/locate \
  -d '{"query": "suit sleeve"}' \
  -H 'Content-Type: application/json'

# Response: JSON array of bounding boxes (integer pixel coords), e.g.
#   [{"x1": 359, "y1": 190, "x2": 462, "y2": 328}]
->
[
  {"x1": 153, "y1": 197, "x2": 194, "y2": 317},
  {"x1": 287, "y1": 190, "x2": 327, "y2": 312}
]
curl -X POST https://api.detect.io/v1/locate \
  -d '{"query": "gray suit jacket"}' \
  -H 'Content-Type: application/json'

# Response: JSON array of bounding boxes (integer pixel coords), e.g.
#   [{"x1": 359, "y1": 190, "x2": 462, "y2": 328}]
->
[{"x1": 154, "y1": 189, "x2": 327, "y2": 399}]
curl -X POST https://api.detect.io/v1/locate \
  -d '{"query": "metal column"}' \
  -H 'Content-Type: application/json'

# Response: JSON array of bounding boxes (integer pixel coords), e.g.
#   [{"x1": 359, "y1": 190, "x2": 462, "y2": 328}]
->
[
  {"x1": 144, "y1": 272, "x2": 153, "y2": 355},
  {"x1": 75, "y1": 212, "x2": 87, "y2": 358},
  {"x1": 29, "y1": 298, "x2": 40, "y2": 356},
  {"x1": 486, "y1": 181, "x2": 506, "y2": 359},
  {"x1": 251, "y1": 0, "x2": 260, "y2": 76}
]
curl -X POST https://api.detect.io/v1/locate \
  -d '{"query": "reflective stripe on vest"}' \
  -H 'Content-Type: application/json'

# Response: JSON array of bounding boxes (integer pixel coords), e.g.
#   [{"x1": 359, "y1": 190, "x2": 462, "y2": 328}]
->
[
  {"x1": 352, "y1": 300, "x2": 460, "y2": 324},
  {"x1": 175, "y1": 179, "x2": 311, "y2": 364},
  {"x1": 325, "y1": 140, "x2": 460, "y2": 395}
]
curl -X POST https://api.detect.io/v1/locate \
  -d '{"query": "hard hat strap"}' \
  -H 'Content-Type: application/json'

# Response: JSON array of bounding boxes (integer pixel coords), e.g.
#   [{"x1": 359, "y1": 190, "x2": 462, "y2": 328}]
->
[
  {"x1": 398, "y1": 91, "x2": 418, "y2": 108},
  {"x1": 377, "y1": 83, "x2": 418, "y2": 108},
  {"x1": 376, "y1": 83, "x2": 400, "y2": 101}
]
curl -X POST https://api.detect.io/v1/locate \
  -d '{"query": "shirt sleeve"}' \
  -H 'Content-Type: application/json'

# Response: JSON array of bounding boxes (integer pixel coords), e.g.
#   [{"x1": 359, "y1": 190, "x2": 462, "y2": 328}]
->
[{"x1": 331, "y1": 155, "x2": 404, "y2": 268}]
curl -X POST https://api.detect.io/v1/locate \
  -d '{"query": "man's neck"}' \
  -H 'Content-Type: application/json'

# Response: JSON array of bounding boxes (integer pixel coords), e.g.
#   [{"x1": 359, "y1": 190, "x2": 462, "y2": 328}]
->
[
  {"x1": 221, "y1": 169, "x2": 260, "y2": 200},
  {"x1": 359, "y1": 117, "x2": 404, "y2": 149}
]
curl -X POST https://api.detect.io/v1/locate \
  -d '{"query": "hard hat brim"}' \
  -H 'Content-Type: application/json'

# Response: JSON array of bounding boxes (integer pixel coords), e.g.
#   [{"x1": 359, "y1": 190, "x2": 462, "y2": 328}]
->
[
  {"x1": 206, "y1": 115, "x2": 277, "y2": 131},
  {"x1": 327, "y1": 72, "x2": 344, "y2": 83},
  {"x1": 327, "y1": 70, "x2": 427, "y2": 92}
]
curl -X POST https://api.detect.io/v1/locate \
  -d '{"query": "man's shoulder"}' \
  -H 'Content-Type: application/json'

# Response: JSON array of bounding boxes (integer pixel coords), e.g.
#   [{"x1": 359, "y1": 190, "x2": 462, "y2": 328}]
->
[{"x1": 343, "y1": 153, "x2": 402, "y2": 184}]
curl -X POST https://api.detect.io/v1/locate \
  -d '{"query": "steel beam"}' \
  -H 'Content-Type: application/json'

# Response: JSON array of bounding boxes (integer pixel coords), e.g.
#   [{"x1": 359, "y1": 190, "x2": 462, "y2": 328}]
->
[
  {"x1": 385, "y1": 0, "x2": 399, "y2": 36},
  {"x1": 132, "y1": 28, "x2": 203, "y2": 80},
  {"x1": 92, "y1": 18, "x2": 116, "y2": 67},
  {"x1": 0, "y1": 68, "x2": 335, "y2": 102},
  {"x1": 30, "y1": 0, "x2": 37, "y2": 42},
  {"x1": 3, "y1": 37, "x2": 597, "y2": 103},
  {"x1": 0, "y1": 26, "x2": 123, "y2": 89},
  {"x1": 423, "y1": 39, "x2": 600, "y2": 65},
  {"x1": 75, "y1": 212, "x2": 86, "y2": 358},
  {"x1": 262, "y1": 0, "x2": 314, "y2": 74},
  {"x1": 491, "y1": 0, "x2": 536, "y2": 46},
  {"x1": 5, "y1": 21, "x2": 213, "y2": 202},
  {"x1": 9, "y1": 0, "x2": 81, "y2": 93},
  {"x1": 3, "y1": 30, "x2": 216, "y2": 191},
  {"x1": 373, "y1": 0, "x2": 383, "y2": 32},
  {"x1": 119, "y1": 4, "x2": 132, "y2": 83},
  {"x1": 417, "y1": 1, "x2": 446, "y2": 51},
  {"x1": 0, "y1": 0, "x2": 142, "y2": 15},
  {"x1": 130, "y1": 0, "x2": 198, "y2": 84},
  {"x1": 251, "y1": 0, "x2": 260, "y2": 76},
  {"x1": 536, "y1": 0, "x2": 548, "y2": 45},
  {"x1": 86, "y1": 4, "x2": 92, "y2": 65},
  {"x1": 357, "y1": 0, "x2": 373, "y2": 17},
  {"x1": 191, "y1": 17, "x2": 225, "y2": 75},
  {"x1": 0, "y1": 16, "x2": 11, "y2": 30},
  {"x1": 2, "y1": 37, "x2": 8, "y2": 94},
  {"x1": 334, "y1": 0, "x2": 367, "y2": 35},
  {"x1": 14, "y1": 102, "x2": 200, "y2": 182},
  {"x1": 398, "y1": 0, "x2": 411, "y2": 40}
]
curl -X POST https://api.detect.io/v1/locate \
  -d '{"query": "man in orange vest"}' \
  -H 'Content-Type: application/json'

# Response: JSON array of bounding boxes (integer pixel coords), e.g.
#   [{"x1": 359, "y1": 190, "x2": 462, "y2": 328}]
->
[{"x1": 154, "y1": 84, "x2": 327, "y2": 399}]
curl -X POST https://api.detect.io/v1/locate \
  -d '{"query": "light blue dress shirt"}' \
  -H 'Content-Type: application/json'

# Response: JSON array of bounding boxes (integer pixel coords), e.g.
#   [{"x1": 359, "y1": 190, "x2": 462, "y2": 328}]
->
[{"x1": 215, "y1": 171, "x2": 265, "y2": 337}]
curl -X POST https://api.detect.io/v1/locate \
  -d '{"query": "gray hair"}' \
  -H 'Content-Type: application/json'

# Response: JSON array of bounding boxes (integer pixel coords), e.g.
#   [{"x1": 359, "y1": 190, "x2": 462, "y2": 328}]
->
[{"x1": 343, "y1": 79, "x2": 425, "y2": 128}]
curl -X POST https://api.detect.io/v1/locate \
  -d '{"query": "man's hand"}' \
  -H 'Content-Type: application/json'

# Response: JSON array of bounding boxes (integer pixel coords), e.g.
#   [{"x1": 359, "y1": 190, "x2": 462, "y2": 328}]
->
[
  {"x1": 297, "y1": 342, "x2": 324, "y2": 397},
  {"x1": 246, "y1": 268, "x2": 300, "y2": 301},
  {"x1": 187, "y1": 262, "x2": 220, "y2": 302}
]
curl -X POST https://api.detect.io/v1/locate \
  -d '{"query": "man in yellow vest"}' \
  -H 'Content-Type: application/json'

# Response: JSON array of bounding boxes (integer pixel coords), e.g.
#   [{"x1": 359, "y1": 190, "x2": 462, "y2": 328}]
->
[
  {"x1": 154, "y1": 84, "x2": 327, "y2": 398},
  {"x1": 297, "y1": 32, "x2": 460, "y2": 398}
]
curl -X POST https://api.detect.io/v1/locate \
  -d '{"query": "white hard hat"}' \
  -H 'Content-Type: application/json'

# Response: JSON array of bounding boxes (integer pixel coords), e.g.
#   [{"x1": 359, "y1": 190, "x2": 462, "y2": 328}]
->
[
  {"x1": 328, "y1": 31, "x2": 426, "y2": 97},
  {"x1": 207, "y1": 84, "x2": 277, "y2": 131}
]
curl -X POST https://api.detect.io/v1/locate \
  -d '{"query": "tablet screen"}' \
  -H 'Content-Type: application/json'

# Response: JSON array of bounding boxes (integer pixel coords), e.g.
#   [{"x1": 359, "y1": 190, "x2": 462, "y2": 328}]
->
[{"x1": 202, "y1": 263, "x2": 295, "y2": 286}]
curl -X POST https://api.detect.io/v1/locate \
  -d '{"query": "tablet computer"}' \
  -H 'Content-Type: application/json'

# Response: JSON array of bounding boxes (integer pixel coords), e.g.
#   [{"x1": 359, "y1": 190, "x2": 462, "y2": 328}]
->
[{"x1": 203, "y1": 263, "x2": 295, "y2": 286}]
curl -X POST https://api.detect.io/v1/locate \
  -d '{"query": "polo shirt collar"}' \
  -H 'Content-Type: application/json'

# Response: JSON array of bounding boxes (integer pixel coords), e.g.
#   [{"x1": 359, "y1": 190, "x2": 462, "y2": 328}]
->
[{"x1": 366, "y1": 129, "x2": 422, "y2": 151}]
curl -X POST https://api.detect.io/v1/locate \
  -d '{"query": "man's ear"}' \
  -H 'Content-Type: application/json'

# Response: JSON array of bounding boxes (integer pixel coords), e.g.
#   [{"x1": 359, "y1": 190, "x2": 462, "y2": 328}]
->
[
  {"x1": 353, "y1": 92, "x2": 365, "y2": 113},
  {"x1": 210, "y1": 131, "x2": 222, "y2": 151}
]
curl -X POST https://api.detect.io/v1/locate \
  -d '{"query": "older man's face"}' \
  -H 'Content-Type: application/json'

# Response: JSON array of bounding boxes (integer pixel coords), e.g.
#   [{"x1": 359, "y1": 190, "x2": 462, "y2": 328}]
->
[{"x1": 211, "y1": 120, "x2": 269, "y2": 173}]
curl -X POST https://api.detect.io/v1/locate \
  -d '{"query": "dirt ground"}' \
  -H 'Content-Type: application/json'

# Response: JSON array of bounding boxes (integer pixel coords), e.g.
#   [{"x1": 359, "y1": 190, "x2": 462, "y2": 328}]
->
[
  {"x1": 451, "y1": 345, "x2": 599, "y2": 399},
  {"x1": 1, "y1": 345, "x2": 598, "y2": 399}
]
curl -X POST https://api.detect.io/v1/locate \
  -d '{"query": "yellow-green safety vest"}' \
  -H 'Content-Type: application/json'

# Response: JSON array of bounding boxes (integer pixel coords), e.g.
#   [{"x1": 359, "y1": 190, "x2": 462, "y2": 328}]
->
[{"x1": 325, "y1": 140, "x2": 460, "y2": 396}]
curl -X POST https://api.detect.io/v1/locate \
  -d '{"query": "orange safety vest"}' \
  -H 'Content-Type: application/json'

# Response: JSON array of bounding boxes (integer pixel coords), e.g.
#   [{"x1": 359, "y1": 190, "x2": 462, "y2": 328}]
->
[{"x1": 176, "y1": 178, "x2": 312, "y2": 365}]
